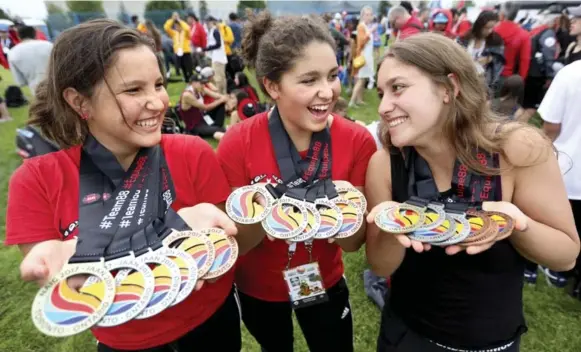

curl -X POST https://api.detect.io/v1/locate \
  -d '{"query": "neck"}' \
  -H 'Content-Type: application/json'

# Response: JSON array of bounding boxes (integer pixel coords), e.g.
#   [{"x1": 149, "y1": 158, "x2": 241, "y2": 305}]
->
[
  {"x1": 90, "y1": 129, "x2": 140, "y2": 170},
  {"x1": 276, "y1": 110, "x2": 313, "y2": 151},
  {"x1": 414, "y1": 135, "x2": 456, "y2": 177}
]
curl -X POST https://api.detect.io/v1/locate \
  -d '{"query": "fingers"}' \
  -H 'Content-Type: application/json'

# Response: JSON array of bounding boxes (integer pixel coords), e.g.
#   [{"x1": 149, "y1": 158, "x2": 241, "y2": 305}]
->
[
  {"x1": 410, "y1": 239, "x2": 425, "y2": 253},
  {"x1": 212, "y1": 210, "x2": 238, "y2": 237},
  {"x1": 195, "y1": 280, "x2": 205, "y2": 291},
  {"x1": 367, "y1": 201, "x2": 398, "y2": 223},
  {"x1": 445, "y1": 245, "x2": 464, "y2": 256},
  {"x1": 465, "y1": 243, "x2": 494, "y2": 255},
  {"x1": 20, "y1": 252, "x2": 50, "y2": 283},
  {"x1": 266, "y1": 234, "x2": 276, "y2": 241}
]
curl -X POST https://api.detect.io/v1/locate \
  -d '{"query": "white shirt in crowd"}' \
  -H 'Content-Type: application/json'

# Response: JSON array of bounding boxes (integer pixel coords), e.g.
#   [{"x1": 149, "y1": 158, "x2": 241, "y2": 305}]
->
[
  {"x1": 206, "y1": 26, "x2": 227, "y2": 65},
  {"x1": 366, "y1": 121, "x2": 383, "y2": 149},
  {"x1": 538, "y1": 60, "x2": 581, "y2": 200},
  {"x1": 8, "y1": 39, "x2": 53, "y2": 96}
]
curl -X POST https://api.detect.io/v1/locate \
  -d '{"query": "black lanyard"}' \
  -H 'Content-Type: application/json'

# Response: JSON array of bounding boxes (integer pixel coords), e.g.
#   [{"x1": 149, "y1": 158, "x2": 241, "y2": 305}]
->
[
  {"x1": 71, "y1": 136, "x2": 187, "y2": 264},
  {"x1": 267, "y1": 106, "x2": 333, "y2": 199},
  {"x1": 404, "y1": 147, "x2": 498, "y2": 203}
]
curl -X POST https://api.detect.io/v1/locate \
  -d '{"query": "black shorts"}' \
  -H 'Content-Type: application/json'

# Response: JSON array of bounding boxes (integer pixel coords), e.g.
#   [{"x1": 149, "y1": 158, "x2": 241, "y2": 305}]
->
[
  {"x1": 239, "y1": 277, "x2": 353, "y2": 352},
  {"x1": 97, "y1": 286, "x2": 242, "y2": 352},
  {"x1": 522, "y1": 77, "x2": 547, "y2": 109}
]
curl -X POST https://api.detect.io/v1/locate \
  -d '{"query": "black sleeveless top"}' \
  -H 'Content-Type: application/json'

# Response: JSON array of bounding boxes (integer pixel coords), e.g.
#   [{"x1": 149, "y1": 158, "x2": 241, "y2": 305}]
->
[
  {"x1": 565, "y1": 47, "x2": 581, "y2": 65},
  {"x1": 388, "y1": 147, "x2": 526, "y2": 349}
]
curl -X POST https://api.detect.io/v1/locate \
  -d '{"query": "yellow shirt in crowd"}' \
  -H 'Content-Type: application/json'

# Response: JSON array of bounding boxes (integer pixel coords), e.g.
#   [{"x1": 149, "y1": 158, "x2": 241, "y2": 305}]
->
[
  {"x1": 164, "y1": 19, "x2": 192, "y2": 54},
  {"x1": 218, "y1": 22, "x2": 234, "y2": 55}
]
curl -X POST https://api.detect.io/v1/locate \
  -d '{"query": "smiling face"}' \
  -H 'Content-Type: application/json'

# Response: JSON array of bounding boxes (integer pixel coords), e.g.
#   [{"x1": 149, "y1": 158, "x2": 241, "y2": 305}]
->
[
  {"x1": 571, "y1": 17, "x2": 581, "y2": 36},
  {"x1": 84, "y1": 45, "x2": 169, "y2": 152},
  {"x1": 377, "y1": 57, "x2": 449, "y2": 148},
  {"x1": 265, "y1": 41, "x2": 341, "y2": 133}
]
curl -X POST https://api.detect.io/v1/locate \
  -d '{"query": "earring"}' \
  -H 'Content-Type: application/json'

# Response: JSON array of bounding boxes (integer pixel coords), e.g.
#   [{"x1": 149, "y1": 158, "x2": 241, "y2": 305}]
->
[{"x1": 80, "y1": 112, "x2": 88, "y2": 120}]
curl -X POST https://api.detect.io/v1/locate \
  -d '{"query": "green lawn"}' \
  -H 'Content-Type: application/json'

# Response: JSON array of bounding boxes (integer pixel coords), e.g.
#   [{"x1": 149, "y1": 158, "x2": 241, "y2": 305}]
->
[{"x1": 0, "y1": 68, "x2": 579, "y2": 352}]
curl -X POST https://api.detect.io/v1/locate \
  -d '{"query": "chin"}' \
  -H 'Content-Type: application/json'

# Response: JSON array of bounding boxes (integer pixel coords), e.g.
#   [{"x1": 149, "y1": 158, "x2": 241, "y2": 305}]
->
[{"x1": 134, "y1": 131, "x2": 162, "y2": 148}]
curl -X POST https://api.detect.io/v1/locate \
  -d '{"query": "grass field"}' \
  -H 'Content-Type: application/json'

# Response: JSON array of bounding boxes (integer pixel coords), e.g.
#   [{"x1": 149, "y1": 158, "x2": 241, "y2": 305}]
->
[{"x1": 0, "y1": 68, "x2": 579, "y2": 352}]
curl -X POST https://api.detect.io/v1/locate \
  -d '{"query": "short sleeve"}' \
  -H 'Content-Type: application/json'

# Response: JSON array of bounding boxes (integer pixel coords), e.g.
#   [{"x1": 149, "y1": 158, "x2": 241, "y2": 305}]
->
[
  {"x1": 538, "y1": 66, "x2": 568, "y2": 124},
  {"x1": 348, "y1": 127, "x2": 378, "y2": 187},
  {"x1": 186, "y1": 137, "x2": 231, "y2": 205},
  {"x1": 216, "y1": 124, "x2": 249, "y2": 188},
  {"x1": 5, "y1": 162, "x2": 60, "y2": 245}
]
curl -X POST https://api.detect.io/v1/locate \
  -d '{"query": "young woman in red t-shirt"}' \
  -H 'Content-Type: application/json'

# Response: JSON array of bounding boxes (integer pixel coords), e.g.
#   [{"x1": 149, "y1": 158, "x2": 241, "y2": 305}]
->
[
  {"x1": 6, "y1": 20, "x2": 244, "y2": 351},
  {"x1": 217, "y1": 12, "x2": 377, "y2": 352}
]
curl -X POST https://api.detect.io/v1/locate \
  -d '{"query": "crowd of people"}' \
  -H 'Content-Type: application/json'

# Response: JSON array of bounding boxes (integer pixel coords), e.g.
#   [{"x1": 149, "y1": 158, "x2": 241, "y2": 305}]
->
[{"x1": 2, "y1": 1, "x2": 581, "y2": 352}]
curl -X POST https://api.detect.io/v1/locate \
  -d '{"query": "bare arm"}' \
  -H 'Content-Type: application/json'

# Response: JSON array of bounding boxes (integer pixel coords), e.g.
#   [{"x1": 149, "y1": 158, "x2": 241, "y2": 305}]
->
[
  {"x1": 182, "y1": 91, "x2": 224, "y2": 112},
  {"x1": 364, "y1": 150, "x2": 406, "y2": 277},
  {"x1": 542, "y1": 121, "x2": 561, "y2": 142},
  {"x1": 203, "y1": 86, "x2": 225, "y2": 100},
  {"x1": 507, "y1": 128, "x2": 579, "y2": 271}
]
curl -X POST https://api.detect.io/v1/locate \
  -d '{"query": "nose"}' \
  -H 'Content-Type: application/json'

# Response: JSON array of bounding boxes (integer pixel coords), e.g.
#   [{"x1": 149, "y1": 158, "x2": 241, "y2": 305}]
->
[
  {"x1": 378, "y1": 94, "x2": 396, "y2": 119},
  {"x1": 145, "y1": 94, "x2": 165, "y2": 111},
  {"x1": 317, "y1": 79, "x2": 336, "y2": 101}
]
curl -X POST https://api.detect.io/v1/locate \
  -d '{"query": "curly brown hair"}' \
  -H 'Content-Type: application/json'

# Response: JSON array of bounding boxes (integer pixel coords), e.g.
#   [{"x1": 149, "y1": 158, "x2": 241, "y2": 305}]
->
[
  {"x1": 29, "y1": 19, "x2": 158, "y2": 148},
  {"x1": 241, "y1": 11, "x2": 336, "y2": 97},
  {"x1": 378, "y1": 33, "x2": 548, "y2": 174}
]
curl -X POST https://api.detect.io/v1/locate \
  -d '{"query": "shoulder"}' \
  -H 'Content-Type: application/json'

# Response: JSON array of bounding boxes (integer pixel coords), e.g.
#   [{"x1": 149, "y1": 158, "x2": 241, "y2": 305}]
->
[
  {"x1": 219, "y1": 112, "x2": 268, "y2": 150},
  {"x1": 162, "y1": 134, "x2": 213, "y2": 157},
  {"x1": 367, "y1": 148, "x2": 392, "y2": 185},
  {"x1": 497, "y1": 123, "x2": 552, "y2": 168},
  {"x1": 10, "y1": 148, "x2": 79, "y2": 191}
]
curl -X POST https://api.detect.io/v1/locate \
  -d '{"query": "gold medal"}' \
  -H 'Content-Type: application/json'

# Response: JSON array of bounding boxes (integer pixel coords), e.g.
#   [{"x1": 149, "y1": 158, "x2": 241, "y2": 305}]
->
[
  {"x1": 31, "y1": 261, "x2": 116, "y2": 337},
  {"x1": 201, "y1": 228, "x2": 239, "y2": 280},
  {"x1": 163, "y1": 230, "x2": 216, "y2": 278},
  {"x1": 289, "y1": 202, "x2": 321, "y2": 243},
  {"x1": 226, "y1": 185, "x2": 274, "y2": 224},
  {"x1": 374, "y1": 203, "x2": 425, "y2": 234},
  {"x1": 313, "y1": 198, "x2": 343, "y2": 239},
  {"x1": 334, "y1": 184, "x2": 367, "y2": 212},
  {"x1": 333, "y1": 198, "x2": 364, "y2": 239},
  {"x1": 261, "y1": 197, "x2": 309, "y2": 240}
]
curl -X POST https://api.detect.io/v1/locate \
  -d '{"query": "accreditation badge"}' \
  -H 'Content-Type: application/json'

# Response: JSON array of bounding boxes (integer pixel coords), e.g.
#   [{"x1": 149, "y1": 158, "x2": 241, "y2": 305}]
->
[
  {"x1": 31, "y1": 261, "x2": 116, "y2": 337},
  {"x1": 283, "y1": 262, "x2": 329, "y2": 309}
]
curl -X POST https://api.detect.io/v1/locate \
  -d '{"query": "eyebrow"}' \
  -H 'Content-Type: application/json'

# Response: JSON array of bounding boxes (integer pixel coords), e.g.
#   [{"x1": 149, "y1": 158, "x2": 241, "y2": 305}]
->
[
  {"x1": 298, "y1": 67, "x2": 339, "y2": 78},
  {"x1": 121, "y1": 78, "x2": 163, "y2": 87},
  {"x1": 384, "y1": 76, "x2": 406, "y2": 84}
]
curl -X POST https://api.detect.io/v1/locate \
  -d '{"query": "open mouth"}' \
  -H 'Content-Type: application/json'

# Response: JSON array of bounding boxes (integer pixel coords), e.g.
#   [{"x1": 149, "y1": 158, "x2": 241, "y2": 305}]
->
[
  {"x1": 386, "y1": 116, "x2": 409, "y2": 128},
  {"x1": 307, "y1": 104, "x2": 330, "y2": 118},
  {"x1": 135, "y1": 116, "x2": 161, "y2": 129}
]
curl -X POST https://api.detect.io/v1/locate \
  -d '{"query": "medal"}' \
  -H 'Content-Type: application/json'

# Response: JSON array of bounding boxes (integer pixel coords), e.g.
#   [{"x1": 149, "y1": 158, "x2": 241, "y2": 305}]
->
[
  {"x1": 433, "y1": 212, "x2": 472, "y2": 246},
  {"x1": 134, "y1": 251, "x2": 181, "y2": 320},
  {"x1": 333, "y1": 198, "x2": 364, "y2": 238},
  {"x1": 485, "y1": 211, "x2": 514, "y2": 241},
  {"x1": 94, "y1": 255, "x2": 155, "y2": 327},
  {"x1": 31, "y1": 262, "x2": 116, "y2": 337},
  {"x1": 409, "y1": 214, "x2": 456, "y2": 243},
  {"x1": 335, "y1": 184, "x2": 367, "y2": 212},
  {"x1": 461, "y1": 210, "x2": 495, "y2": 244},
  {"x1": 158, "y1": 247, "x2": 198, "y2": 306},
  {"x1": 417, "y1": 202, "x2": 446, "y2": 231},
  {"x1": 201, "y1": 228, "x2": 239, "y2": 280},
  {"x1": 313, "y1": 198, "x2": 343, "y2": 239},
  {"x1": 163, "y1": 230, "x2": 216, "y2": 278},
  {"x1": 262, "y1": 196, "x2": 309, "y2": 240},
  {"x1": 374, "y1": 203, "x2": 425, "y2": 234},
  {"x1": 226, "y1": 184, "x2": 274, "y2": 224},
  {"x1": 289, "y1": 202, "x2": 321, "y2": 243}
]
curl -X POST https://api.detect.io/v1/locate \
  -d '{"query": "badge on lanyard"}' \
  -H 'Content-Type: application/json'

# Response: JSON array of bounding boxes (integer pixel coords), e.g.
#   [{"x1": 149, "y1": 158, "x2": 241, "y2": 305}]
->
[
  {"x1": 134, "y1": 250, "x2": 181, "y2": 320},
  {"x1": 282, "y1": 242, "x2": 329, "y2": 309},
  {"x1": 226, "y1": 184, "x2": 274, "y2": 224},
  {"x1": 31, "y1": 261, "x2": 116, "y2": 337},
  {"x1": 90, "y1": 254, "x2": 155, "y2": 327},
  {"x1": 200, "y1": 228, "x2": 239, "y2": 280},
  {"x1": 374, "y1": 203, "x2": 426, "y2": 234},
  {"x1": 164, "y1": 230, "x2": 216, "y2": 279}
]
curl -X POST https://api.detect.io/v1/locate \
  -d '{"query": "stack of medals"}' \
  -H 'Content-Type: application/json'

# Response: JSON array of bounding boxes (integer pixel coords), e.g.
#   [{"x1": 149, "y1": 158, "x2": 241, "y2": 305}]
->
[
  {"x1": 31, "y1": 140, "x2": 238, "y2": 338},
  {"x1": 225, "y1": 180, "x2": 366, "y2": 242},
  {"x1": 374, "y1": 196, "x2": 515, "y2": 246},
  {"x1": 31, "y1": 227, "x2": 238, "y2": 337}
]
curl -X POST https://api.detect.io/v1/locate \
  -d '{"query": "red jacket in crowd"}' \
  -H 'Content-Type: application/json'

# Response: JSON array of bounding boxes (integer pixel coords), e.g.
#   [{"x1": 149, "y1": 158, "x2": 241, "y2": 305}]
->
[
  {"x1": 398, "y1": 15, "x2": 425, "y2": 41},
  {"x1": 190, "y1": 21, "x2": 207, "y2": 49},
  {"x1": 495, "y1": 20, "x2": 531, "y2": 78},
  {"x1": 428, "y1": 9, "x2": 456, "y2": 39}
]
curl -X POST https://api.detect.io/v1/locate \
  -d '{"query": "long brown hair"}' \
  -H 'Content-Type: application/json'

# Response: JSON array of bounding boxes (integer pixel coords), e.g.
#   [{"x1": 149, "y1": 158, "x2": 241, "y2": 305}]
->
[
  {"x1": 378, "y1": 33, "x2": 545, "y2": 174},
  {"x1": 29, "y1": 19, "x2": 157, "y2": 148},
  {"x1": 144, "y1": 19, "x2": 162, "y2": 51}
]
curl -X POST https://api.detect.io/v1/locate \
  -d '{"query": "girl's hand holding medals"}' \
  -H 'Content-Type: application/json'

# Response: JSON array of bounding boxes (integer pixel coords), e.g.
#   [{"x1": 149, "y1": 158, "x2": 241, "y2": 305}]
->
[{"x1": 369, "y1": 197, "x2": 525, "y2": 255}]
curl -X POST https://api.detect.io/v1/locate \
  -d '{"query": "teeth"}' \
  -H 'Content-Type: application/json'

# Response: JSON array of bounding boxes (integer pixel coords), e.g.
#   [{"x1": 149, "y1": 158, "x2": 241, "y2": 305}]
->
[
  {"x1": 310, "y1": 105, "x2": 329, "y2": 111},
  {"x1": 388, "y1": 117, "x2": 408, "y2": 128},
  {"x1": 136, "y1": 117, "x2": 158, "y2": 128}
]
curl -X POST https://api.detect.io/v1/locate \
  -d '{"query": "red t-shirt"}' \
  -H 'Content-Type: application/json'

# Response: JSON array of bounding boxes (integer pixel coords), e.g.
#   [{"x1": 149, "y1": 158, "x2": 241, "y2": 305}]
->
[
  {"x1": 6, "y1": 135, "x2": 234, "y2": 350},
  {"x1": 216, "y1": 112, "x2": 377, "y2": 301}
]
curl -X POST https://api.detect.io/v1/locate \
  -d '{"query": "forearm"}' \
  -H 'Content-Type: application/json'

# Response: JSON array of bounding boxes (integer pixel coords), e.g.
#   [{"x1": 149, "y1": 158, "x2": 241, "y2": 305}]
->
[
  {"x1": 335, "y1": 221, "x2": 366, "y2": 252},
  {"x1": 510, "y1": 218, "x2": 579, "y2": 271},
  {"x1": 365, "y1": 223, "x2": 405, "y2": 277},
  {"x1": 234, "y1": 223, "x2": 267, "y2": 255}
]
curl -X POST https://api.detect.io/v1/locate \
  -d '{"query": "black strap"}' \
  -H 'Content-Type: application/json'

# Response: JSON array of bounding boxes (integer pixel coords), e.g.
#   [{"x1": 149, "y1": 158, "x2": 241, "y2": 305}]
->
[
  {"x1": 72, "y1": 136, "x2": 186, "y2": 263},
  {"x1": 268, "y1": 106, "x2": 334, "y2": 199}
]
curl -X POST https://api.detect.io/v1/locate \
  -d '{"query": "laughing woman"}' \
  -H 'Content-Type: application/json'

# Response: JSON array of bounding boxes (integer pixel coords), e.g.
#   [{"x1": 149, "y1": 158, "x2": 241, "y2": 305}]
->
[{"x1": 365, "y1": 33, "x2": 579, "y2": 352}]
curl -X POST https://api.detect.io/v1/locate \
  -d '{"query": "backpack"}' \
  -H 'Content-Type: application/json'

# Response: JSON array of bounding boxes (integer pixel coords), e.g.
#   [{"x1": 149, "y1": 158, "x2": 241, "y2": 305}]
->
[
  {"x1": 4, "y1": 85, "x2": 28, "y2": 108},
  {"x1": 527, "y1": 28, "x2": 551, "y2": 78},
  {"x1": 15, "y1": 125, "x2": 59, "y2": 158}
]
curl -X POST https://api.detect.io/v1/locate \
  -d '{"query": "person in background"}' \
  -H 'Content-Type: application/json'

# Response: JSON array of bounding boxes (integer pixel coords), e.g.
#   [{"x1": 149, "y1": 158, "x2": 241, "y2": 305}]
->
[
  {"x1": 218, "y1": 19, "x2": 235, "y2": 78},
  {"x1": 233, "y1": 72, "x2": 259, "y2": 103},
  {"x1": 324, "y1": 13, "x2": 349, "y2": 66},
  {"x1": 399, "y1": 1, "x2": 414, "y2": 16},
  {"x1": 143, "y1": 20, "x2": 164, "y2": 71},
  {"x1": 161, "y1": 32, "x2": 176, "y2": 78},
  {"x1": 564, "y1": 5, "x2": 581, "y2": 65},
  {"x1": 495, "y1": 2, "x2": 531, "y2": 80},
  {"x1": 164, "y1": 12, "x2": 193, "y2": 83},
  {"x1": 495, "y1": 75, "x2": 525, "y2": 121},
  {"x1": 539, "y1": 60, "x2": 581, "y2": 299},
  {"x1": 333, "y1": 97, "x2": 366, "y2": 126},
  {"x1": 229, "y1": 13, "x2": 243, "y2": 51},
  {"x1": 429, "y1": 10, "x2": 456, "y2": 39},
  {"x1": 452, "y1": 7, "x2": 472, "y2": 37},
  {"x1": 418, "y1": 9, "x2": 430, "y2": 29},
  {"x1": 8, "y1": 25, "x2": 52, "y2": 96},
  {"x1": 204, "y1": 16, "x2": 228, "y2": 95},
  {"x1": 130, "y1": 15, "x2": 139, "y2": 29},
  {"x1": 388, "y1": 5, "x2": 424, "y2": 42},
  {"x1": 556, "y1": 13, "x2": 575, "y2": 62},
  {"x1": 349, "y1": 5, "x2": 375, "y2": 107},
  {"x1": 178, "y1": 72, "x2": 227, "y2": 141},
  {"x1": 186, "y1": 12, "x2": 207, "y2": 68},
  {"x1": 1, "y1": 29, "x2": 14, "y2": 60},
  {"x1": 0, "y1": 95, "x2": 13, "y2": 123},
  {"x1": 459, "y1": 11, "x2": 505, "y2": 98}
]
